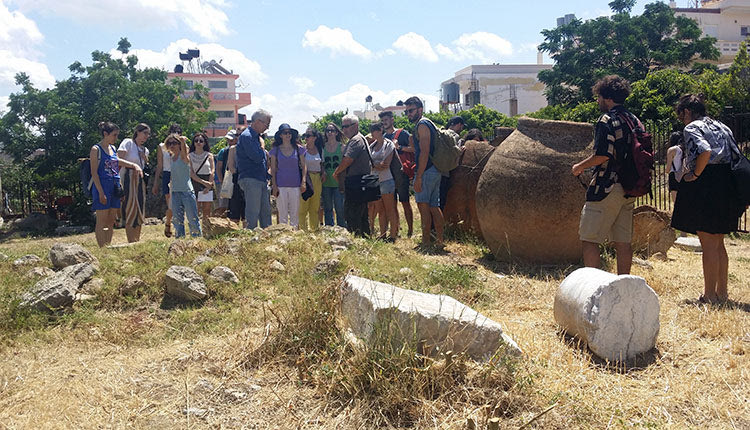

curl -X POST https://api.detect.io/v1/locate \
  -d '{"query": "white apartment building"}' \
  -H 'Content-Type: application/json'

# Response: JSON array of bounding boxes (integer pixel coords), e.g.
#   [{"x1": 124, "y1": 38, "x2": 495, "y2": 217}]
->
[
  {"x1": 671, "y1": 0, "x2": 750, "y2": 62},
  {"x1": 440, "y1": 63, "x2": 552, "y2": 117}
]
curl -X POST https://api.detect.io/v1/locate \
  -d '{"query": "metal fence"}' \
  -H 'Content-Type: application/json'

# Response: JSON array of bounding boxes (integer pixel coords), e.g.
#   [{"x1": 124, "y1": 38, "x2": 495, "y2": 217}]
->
[{"x1": 635, "y1": 114, "x2": 749, "y2": 233}]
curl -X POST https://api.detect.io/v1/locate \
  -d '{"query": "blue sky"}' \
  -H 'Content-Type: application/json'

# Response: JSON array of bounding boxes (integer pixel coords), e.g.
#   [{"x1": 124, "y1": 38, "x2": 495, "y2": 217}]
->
[{"x1": 0, "y1": 0, "x2": 656, "y2": 131}]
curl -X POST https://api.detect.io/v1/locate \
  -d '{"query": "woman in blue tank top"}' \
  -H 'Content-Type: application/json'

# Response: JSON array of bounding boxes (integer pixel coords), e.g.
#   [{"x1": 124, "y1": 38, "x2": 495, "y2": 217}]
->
[{"x1": 90, "y1": 121, "x2": 144, "y2": 247}]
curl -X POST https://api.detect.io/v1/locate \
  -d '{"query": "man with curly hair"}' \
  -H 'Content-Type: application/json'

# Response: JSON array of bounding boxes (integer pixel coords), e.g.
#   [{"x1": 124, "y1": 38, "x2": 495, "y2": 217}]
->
[{"x1": 572, "y1": 75, "x2": 641, "y2": 274}]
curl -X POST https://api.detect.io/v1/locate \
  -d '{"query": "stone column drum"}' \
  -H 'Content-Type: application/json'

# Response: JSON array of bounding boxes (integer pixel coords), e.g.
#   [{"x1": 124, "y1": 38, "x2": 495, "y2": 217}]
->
[
  {"x1": 553, "y1": 267, "x2": 660, "y2": 362},
  {"x1": 476, "y1": 117, "x2": 593, "y2": 263}
]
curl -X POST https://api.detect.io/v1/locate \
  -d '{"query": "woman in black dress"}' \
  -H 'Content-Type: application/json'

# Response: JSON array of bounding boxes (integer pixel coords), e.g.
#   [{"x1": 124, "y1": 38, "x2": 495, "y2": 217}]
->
[{"x1": 671, "y1": 94, "x2": 743, "y2": 304}]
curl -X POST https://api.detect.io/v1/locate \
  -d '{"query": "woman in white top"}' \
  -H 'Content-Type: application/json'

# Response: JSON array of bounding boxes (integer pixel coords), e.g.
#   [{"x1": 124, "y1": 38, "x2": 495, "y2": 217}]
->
[
  {"x1": 152, "y1": 124, "x2": 181, "y2": 237},
  {"x1": 299, "y1": 128, "x2": 324, "y2": 231},
  {"x1": 117, "y1": 123, "x2": 150, "y2": 243},
  {"x1": 188, "y1": 132, "x2": 215, "y2": 228},
  {"x1": 369, "y1": 122, "x2": 398, "y2": 242},
  {"x1": 666, "y1": 131, "x2": 684, "y2": 204}
]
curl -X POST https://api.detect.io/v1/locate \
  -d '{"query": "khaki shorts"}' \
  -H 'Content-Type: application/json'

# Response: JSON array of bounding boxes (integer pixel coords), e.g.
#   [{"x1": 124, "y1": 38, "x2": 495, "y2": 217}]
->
[{"x1": 579, "y1": 184, "x2": 636, "y2": 244}]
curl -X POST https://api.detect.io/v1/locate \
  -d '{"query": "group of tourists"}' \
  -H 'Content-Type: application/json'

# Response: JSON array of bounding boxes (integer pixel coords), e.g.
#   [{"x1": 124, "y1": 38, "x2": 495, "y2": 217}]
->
[
  {"x1": 573, "y1": 75, "x2": 747, "y2": 305},
  {"x1": 89, "y1": 95, "x2": 455, "y2": 250}
]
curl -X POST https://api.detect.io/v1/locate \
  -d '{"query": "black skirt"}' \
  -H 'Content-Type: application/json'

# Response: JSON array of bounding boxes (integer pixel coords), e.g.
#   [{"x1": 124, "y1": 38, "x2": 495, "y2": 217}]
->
[{"x1": 671, "y1": 164, "x2": 742, "y2": 234}]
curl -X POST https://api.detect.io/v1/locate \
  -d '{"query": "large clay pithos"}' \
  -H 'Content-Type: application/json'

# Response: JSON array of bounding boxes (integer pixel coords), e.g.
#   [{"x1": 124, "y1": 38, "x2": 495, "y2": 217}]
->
[
  {"x1": 444, "y1": 140, "x2": 499, "y2": 235},
  {"x1": 476, "y1": 117, "x2": 594, "y2": 263}
]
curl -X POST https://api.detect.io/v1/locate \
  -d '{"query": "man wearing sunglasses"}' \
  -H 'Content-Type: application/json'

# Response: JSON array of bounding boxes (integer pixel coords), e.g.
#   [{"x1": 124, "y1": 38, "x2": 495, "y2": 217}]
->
[
  {"x1": 333, "y1": 114, "x2": 372, "y2": 237},
  {"x1": 405, "y1": 96, "x2": 444, "y2": 248},
  {"x1": 380, "y1": 110, "x2": 415, "y2": 237}
]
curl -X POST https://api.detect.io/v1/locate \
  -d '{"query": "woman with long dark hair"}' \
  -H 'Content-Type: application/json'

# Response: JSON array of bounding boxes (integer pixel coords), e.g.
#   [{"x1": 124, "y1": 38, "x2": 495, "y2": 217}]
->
[
  {"x1": 269, "y1": 123, "x2": 306, "y2": 227},
  {"x1": 91, "y1": 122, "x2": 143, "y2": 247},
  {"x1": 166, "y1": 134, "x2": 208, "y2": 238},
  {"x1": 189, "y1": 132, "x2": 215, "y2": 228},
  {"x1": 321, "y1": 122, "x2": 346, "y2": 227},
  {"x1": 117, "y1": 123, "x2": 150, "y2": 243},
  {"x1": 298, "y1": 127, "x2": 324, "y2": 230},
  {"x1": 672, "y1": 94, "x2": 744, "y2": 304}
]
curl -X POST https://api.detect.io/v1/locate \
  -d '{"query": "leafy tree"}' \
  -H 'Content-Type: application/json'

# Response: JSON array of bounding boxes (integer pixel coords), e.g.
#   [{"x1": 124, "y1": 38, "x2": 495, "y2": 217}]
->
[
  {"x1": 0, "y1": 40, "x2": 216, "y2": 210},
  {"x1": 538, "y1": 1, "x2": 719, "y2": 106},
  {"x1": 117, "y1": 37, "x2": 131, "y2": 55}
]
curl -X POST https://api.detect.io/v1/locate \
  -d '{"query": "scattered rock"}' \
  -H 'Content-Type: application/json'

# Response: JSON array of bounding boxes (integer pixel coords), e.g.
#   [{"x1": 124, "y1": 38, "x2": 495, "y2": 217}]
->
[
  {"x1": 49, "y1": 243, "x2": 98, "y2": 269},
  {"x1": 327, "y1": 236, "x2": 353, "y2": 249},
  {"x1": 14, "y1": 213, "x2": 55, "y2": 232},
  {"x1": 270, "y1": 260, "x2": 285, "y2": 272},
  {"x1": 26, "y1": 266, "x2": 56, "y2": 278},
  {"x1": 320, "y1": 225, "x2": 348, "y2": 235},
  {"x1": 54, "y1": 225, "x2": 92, "y2": 236},
  {"x1": 554, "y1": 267, "x2": 660, "y2": 362},
  {"x1": 399, "y1": 267, "x2": 413, "y2": 275},
  {"x1": 19, "y1": 262, "x2": 98, "y2": 312},
  {"x1": 203, "y1": 217, "x2": 239, "y2": 239},
  {"x1": 168, "y1": 240, "x2": 201, "y2": 257},
  {"x1": 107, "y1": 243, "x2": 138, "y2": 249},
  {"x1": 143, "y1": 217, "x2": 162, "y2": 225},
  {"x1": 675, "y1": 236, "x2": 702, "y2": 252},
  {"x1": 120, "y1": 277, "x2": 145, "y2": 296},
  {"x1": 13, "y1": 254, "x2": 42, "y2": 267},
  {"x1": 314, "y1": 258, "x2": 339, "y2": 275},
  {"x1": 495, "y1": 273, "x2": 507, "y2": 279},
  {"x1": 80, "y1": 278, "x2": 105, "y2": 295},
  {"x1": 192, "y1": 255, "x2": 213, "y2": 266},
  {"x1": 264, "y1": 245, "x2": 282, "y2": 254},
  {"x1": 209, "y1": 266, "x2": 239, "y2": 283},
  {"x1": 165, "y1": 266, "x2": 207, "y2": 301},
  {"x1": 632, "y1": 257, "x2": 653, "y2": 269},
  {"x1": 631, "y1": 206, "x2": 675, "y2": 257},
  {"x1": 341, "y1": 275, "x2": 522, "y2": 361},
  {"x1": 277, "y1": 235, "x2": 294, "y2": 245},
  {"x1": 74, "y1": 293, "x2": 96, "y2": 302}
]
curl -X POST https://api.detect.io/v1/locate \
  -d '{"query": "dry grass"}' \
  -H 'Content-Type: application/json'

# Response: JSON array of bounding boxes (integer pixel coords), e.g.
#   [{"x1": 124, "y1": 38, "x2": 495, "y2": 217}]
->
[{"x1": 0, "y1": 219, "x2": 748, "y2": 429}]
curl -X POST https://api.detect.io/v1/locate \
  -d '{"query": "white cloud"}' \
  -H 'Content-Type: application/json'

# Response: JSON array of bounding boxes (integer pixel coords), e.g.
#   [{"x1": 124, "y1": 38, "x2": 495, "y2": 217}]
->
[
  {"x1": 302, "y1": 25, "x2": 371, "y2": 59},
  {"x1": 0, "y1": 3, "x2": 54, "y2": 91},
  {"x1": 392, "y1": 32, "x2": 438, "y2": 62},
  {"x1": 289, "y1": 76, "x2": 314, "y2": 92},
  {"x1": 439, "y1": 32, "x2": 513, "y2": 63},
  {"x1": 112, "y1": 39, "x2": 267, "y2": 87},
  {"x1": 241, "y1": 84, "x2": 439, "y2": 133},
  {"x1": 12, "y1": 0, "x2": 230, "y2": 40}
]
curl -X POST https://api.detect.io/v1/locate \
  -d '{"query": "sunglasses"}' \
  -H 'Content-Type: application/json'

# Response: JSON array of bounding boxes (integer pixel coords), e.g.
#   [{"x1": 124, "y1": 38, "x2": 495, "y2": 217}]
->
[
  {"x1": 167, "y1": 141, "x2": 180, "y2": 147},
  {"x1": 342, "y1": 123, "x2": 356, "y2": 129},
  {"x1": 194, "y1": 139, "x2": 204, "y2": 143},
  {"x1": 303, "y1": 133, "x2": 316, "y2": 138}
]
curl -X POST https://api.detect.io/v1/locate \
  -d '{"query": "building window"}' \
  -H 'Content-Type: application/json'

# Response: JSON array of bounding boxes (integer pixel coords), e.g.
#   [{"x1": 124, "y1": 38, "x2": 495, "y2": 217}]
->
[
  {"x1": 215, "y1": 110, "x2": 234, "y2": 118},
  {"x1": 742, "y1": 26, "x2": 750, "y2": 36},
  {"x1": 184, "y1": 80, "x2": 194, "y2": 90},
  {"x1": 208, "y1": 80, "x2": 228, "y2": 89}
]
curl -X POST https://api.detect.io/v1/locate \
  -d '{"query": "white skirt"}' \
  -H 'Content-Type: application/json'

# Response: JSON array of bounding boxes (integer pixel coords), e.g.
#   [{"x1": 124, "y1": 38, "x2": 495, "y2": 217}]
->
[{"x1": 197, "y1": 190, "x2": 214, "y2": 202}]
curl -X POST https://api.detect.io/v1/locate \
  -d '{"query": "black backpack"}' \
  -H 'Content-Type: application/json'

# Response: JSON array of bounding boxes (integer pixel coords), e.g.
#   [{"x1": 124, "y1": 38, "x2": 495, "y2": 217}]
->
[{"x1": 80, "y1": 145, "x2": 103, "y2": 199}]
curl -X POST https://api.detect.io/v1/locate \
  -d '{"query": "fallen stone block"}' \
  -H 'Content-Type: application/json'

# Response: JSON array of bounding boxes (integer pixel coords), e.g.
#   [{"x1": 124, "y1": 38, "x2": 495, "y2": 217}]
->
[
  {"x1": 19, "y1": 262, "x2": 98, "y2": 312},
  {"x1": 26, "y1": 267, "x2": 56, "y2": 278},
  {"x1": 49, "y1": 242, "x2": 98, "y2": 269},
  {"x1": 203, "y1": 217, "x2": 239, "y2": 239},
  {"x1": 553, "y1": 267, "x2": 660, "y2": 362},
  {"x1": 341, "y1": 275, "x2": 522, "y2": 361},
  {"x1": 165, "y1": 266, "x2": 207, "y2": 301},
  {"x1": 120, "y1": 276, "x2": 145, "y2": 296}
]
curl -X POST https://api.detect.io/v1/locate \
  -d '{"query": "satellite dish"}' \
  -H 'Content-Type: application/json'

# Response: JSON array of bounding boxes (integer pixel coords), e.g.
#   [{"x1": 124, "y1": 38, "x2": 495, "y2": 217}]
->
[{"x1": 365, "y1": 95, "x2": 373, "y2": 103}]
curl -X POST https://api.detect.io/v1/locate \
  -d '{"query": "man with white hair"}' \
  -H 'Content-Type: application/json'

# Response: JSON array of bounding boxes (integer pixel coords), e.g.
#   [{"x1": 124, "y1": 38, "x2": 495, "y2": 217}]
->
[
  {"x1": 333, "y1": 114, "x2": 372, "y2": 237},
  {"x1": 236, "y1": 109, "x2": 273, "y2": 229}
]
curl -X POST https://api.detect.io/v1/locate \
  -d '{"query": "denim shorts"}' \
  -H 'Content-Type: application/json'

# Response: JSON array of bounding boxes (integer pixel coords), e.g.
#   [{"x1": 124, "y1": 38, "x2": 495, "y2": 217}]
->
[
  {"x1": 414, "y1": 166, "x2": 441, "y2": 207},
  {"x1": 161, "y1": 171, "x2": 171, "y2": 195},
  {"x1": 379, "y1": 178, "x2": 395, "y2": 195}
]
